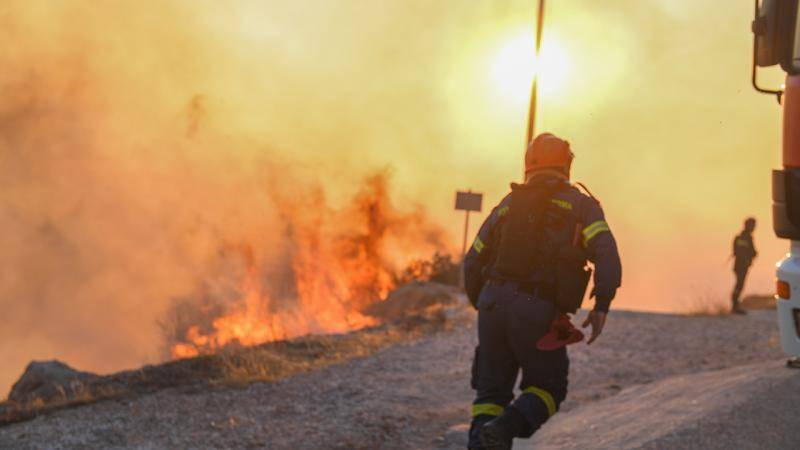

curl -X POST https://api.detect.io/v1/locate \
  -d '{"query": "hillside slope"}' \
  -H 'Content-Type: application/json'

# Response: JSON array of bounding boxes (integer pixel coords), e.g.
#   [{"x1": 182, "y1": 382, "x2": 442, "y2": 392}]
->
[{"x1": 0, "y1": 309, "x2": 786, "y2": 449}]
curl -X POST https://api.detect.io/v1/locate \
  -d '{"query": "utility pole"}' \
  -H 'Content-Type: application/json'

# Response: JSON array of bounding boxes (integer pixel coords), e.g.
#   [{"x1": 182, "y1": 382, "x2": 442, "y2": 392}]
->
[
  {"x1": 526, "y1": 0, "x2": 546, "y2": 146},
  {"x1": 461, "y1": 209, "x2": 471, "y2": 259}
]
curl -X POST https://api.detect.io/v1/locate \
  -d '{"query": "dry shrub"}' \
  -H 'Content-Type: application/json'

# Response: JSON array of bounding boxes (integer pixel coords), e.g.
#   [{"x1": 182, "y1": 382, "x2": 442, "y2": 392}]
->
[
  {"x1": 685, "y1": 294, "x2": 730, "y2": 317},
  {"x1": 395, "y1": 252, "x2": 461, "y2": 286}
]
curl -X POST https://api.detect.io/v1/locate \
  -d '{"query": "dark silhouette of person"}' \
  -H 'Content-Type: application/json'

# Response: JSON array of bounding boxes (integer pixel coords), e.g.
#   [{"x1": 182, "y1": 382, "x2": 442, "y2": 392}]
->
[{"x1": 731, "y1": 217, "x2": 757, "y2": 314}]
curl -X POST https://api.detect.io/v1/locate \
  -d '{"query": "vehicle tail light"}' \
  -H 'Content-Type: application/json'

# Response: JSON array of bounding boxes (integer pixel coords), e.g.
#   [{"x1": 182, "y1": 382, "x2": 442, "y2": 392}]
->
[{"x1": 777, "y1": 280, "x2": 791, "y2": 299}]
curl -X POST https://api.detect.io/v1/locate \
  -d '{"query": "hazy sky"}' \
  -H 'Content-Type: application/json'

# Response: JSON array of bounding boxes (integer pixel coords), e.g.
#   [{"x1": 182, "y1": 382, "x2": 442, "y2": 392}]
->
[
  {"x1": 444, "y1": 0, "x2": 787, "y2": 312},
  {"x1": 0, "y1": 0, "x2": 789, "y2": 394}
]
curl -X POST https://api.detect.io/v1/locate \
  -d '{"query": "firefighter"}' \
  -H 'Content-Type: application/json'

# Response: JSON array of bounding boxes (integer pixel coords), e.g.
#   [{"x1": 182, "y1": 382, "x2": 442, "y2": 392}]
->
[
  {"x1": 464, "y1": 133, "x2": 622, "y2": 450},
  {"x1": 731, "y1": 217, "x2": 757, "y2": 315}
]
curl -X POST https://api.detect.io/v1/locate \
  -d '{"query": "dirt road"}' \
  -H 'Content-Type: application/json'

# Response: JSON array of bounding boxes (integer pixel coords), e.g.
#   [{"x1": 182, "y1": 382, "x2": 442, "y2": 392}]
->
[
  {"x1": 526, "y1": 360, "x2": 800, "y2": 450},
  {"x1": 0, "y1": 309, "x2": 786, "y2": 449}
]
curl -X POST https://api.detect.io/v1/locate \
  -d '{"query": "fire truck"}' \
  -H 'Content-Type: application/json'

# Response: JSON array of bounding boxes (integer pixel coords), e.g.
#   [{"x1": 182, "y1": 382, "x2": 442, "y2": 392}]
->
[{"x1": 752, "y1": 0, "x2": 800, "y2": 365}]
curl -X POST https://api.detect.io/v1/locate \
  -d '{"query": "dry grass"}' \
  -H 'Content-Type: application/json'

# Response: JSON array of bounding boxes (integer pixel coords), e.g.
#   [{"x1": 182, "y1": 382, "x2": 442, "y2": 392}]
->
[
  {"x1": 685, "y1": 295, "x2": 731, "y2": 317},
  {"x1": 684, "y1": 292, "x2": 776, "y2": 316},
  {"x1": 0, "y1": 317, "x2": 439, "y2": 426},
  {"x1": 0, "y1": 282, "x2": 468, "y2": 427},
  {"x1": 740, "y1": 294, "x2": 776, "y2": 310},
  {"x1": 209, "y1": 324, "x2": 410, "y2": 387}
]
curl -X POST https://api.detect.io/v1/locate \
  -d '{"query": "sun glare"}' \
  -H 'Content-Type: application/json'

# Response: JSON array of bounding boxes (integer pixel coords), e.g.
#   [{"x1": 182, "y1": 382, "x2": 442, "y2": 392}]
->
[{"x1": 489, "y1": 32, "x2": 571, "y2": 106}]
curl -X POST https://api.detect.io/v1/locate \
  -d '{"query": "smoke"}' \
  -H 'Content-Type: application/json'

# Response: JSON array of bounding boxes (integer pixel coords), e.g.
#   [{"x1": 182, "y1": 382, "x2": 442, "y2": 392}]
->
[
  {"x1": 0, "y1": 0, "x2": 461, "y2": 395},
  {"x1": 442, "y1": 0, "x2": 786, "y2": 312},
  {"x1": 534, "y1": 0, "x2": 786, "y2": 312},
  {"x1": 0, "y1": 0, "x2": 788, "y2": 395}
]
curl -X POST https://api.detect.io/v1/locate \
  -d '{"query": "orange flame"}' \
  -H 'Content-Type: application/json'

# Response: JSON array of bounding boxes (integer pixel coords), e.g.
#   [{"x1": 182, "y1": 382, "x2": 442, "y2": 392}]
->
[{"x1": 167, "y1": 172, "x2": 440, "y2": 359}]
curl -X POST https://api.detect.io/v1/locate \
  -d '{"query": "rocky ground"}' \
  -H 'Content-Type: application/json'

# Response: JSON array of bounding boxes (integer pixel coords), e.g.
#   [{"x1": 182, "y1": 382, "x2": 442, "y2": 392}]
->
[{"x1": 0, "y1": 302, "x2": 789, "y2": 449}]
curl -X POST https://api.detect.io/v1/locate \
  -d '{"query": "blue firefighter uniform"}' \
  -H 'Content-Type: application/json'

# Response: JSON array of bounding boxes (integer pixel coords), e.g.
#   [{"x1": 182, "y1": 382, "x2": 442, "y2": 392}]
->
[{"x1": 464, "y1": 173, "x2": 622, "y2": 448}]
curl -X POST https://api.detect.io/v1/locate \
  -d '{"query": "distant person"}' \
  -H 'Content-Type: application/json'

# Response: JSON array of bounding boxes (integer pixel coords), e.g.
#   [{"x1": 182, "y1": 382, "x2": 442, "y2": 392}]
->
[
  {"x1": 463, "y1": 133, "x2": 622, "y2": 449},
  {"x1": 731, "y1": 217, "x2": 757, "y2": 315}
]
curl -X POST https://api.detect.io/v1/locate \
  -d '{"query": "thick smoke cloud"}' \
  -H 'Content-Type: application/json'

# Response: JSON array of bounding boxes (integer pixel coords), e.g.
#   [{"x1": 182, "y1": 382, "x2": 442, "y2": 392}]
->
[
  {"x1": 0, "y1": 0, "x2": 788, "y2": 395},
  {"x1": 0, "y1": 0, "x2": 461, "y2": 395}
]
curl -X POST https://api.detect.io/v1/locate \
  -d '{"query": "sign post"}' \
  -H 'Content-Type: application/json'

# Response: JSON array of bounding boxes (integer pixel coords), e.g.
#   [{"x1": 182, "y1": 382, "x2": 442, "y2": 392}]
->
[{"x1": 455, "y1": 190, "x2": 484, "y2": 260}]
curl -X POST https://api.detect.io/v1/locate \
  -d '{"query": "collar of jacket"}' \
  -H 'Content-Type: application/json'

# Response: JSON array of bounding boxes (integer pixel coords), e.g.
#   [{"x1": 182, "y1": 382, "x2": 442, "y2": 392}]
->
[{"x1": 525, "y1": 170, "x2": 569, "y2": 185}]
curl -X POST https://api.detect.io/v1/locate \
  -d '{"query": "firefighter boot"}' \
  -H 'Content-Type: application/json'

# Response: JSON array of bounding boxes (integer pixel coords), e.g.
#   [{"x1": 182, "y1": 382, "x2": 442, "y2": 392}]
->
[{"x1": 479, "y1": 406, "x2": 526, "y2": 450}]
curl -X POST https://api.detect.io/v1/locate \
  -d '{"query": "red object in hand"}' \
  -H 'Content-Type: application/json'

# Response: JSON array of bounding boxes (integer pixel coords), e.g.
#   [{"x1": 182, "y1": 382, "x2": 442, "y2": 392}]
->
[{"x1": 536, "y1": 313, "x2": 584, "y2": 351}]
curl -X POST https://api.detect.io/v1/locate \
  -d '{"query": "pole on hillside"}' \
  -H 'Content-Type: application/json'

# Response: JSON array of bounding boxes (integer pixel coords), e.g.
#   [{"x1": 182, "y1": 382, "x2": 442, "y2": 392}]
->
[
  {"x1": 526, "y1": 0, "x2": 546, "y2": 147},
  {"x1": 461, "y1": 210, "x2": 471, "y2": 259}
]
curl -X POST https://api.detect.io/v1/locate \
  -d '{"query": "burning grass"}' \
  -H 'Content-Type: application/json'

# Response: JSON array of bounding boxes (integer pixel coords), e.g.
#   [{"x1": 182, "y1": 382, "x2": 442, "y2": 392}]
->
[
  {"x1": 0, "y1": 163, "x2": 467, "y2": 427},
  {"x1": 0, "y1": 306, "x2": 457, "y2": 427},
  {"x1": 160, "y1": 171, "x2": 450, "y2": 360}
]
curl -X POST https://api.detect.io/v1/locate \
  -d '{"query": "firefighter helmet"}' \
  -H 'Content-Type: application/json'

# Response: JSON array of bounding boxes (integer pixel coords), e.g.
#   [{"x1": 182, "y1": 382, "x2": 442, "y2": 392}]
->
[{"x1": 525, "y1": 133, "x2": 574, "y2": 174}]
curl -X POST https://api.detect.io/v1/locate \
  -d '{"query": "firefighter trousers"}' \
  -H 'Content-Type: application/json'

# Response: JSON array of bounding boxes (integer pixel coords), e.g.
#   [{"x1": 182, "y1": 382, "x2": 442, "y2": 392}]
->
[{"x1": 468, "y1": 281, "x2": 569, "y2": 447}]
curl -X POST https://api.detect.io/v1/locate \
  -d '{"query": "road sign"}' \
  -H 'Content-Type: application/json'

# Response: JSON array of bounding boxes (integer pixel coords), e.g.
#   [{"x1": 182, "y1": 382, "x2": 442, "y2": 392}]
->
[
  {"x1": 455, "y1": 191, "x2": 483, "y2": 212},
  {"x1": 455, "y1": 191, "x2": 484, "y2": 280}
]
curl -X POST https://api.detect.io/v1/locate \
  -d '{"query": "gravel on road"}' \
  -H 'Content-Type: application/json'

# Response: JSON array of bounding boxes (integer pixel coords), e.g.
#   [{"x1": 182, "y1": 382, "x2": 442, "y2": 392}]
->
[
  {"x1": 527, "y1": 360, "x2": 800, "y2": 450},
  {"x1": 0, "y1": 309, "x2": 785, "y2": 449}
]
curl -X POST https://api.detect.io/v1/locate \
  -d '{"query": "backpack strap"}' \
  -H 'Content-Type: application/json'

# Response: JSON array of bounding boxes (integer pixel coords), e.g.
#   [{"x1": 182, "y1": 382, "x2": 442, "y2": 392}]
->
[{"x1": 574, "y1": 182, "x2": 599, "y2": 203}]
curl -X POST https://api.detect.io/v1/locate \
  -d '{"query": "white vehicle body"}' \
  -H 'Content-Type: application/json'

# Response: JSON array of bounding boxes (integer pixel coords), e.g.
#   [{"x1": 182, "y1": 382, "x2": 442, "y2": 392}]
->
[
  {"x1": 776, "y1": 241, "x2": 800, "y2": 356},
  {"x1": 753, "y1": 1, "x2": 800, "y2": 360}
]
